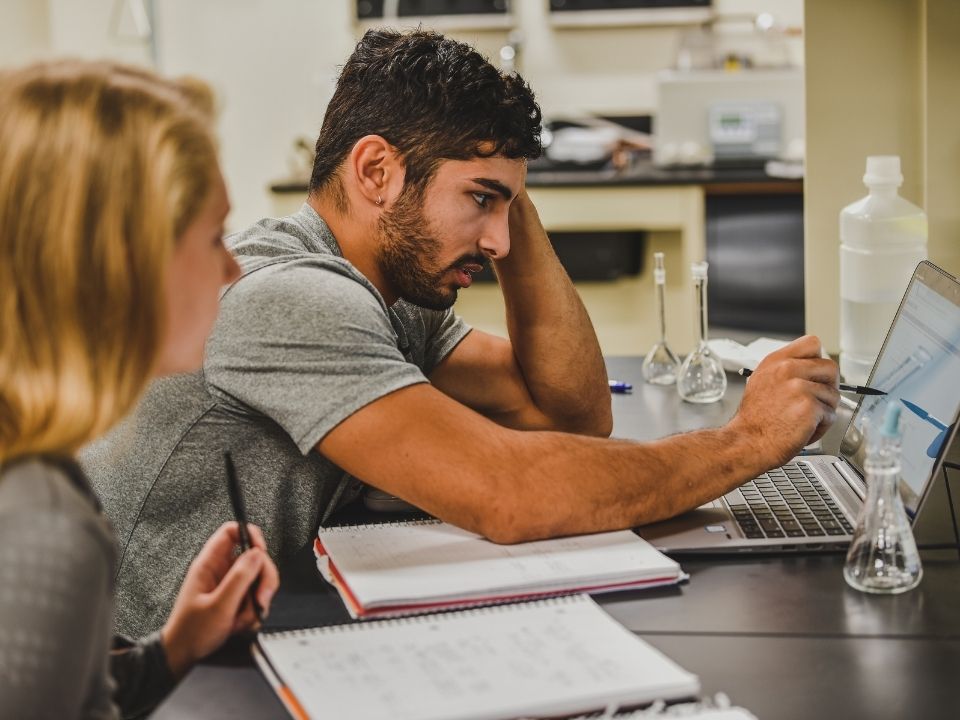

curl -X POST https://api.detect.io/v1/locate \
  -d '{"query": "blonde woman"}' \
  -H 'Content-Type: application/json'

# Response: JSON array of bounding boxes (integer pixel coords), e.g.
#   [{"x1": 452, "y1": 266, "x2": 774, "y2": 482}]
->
[{"x1": 0, "y1": 61, "x2": 279, "y2": 718}]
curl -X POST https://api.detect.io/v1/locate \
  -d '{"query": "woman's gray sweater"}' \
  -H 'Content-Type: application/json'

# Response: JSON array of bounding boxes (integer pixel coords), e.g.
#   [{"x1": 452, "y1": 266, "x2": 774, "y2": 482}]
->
[{"x1": 0, "y1": 457, "x2": 176, "y2": 719}]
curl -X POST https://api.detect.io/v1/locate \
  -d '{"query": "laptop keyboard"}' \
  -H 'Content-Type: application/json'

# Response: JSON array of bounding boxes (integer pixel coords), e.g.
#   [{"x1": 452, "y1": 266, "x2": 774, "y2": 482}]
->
[{"x1": 724, "y1": 463, "x2": 855, "y2": 539}]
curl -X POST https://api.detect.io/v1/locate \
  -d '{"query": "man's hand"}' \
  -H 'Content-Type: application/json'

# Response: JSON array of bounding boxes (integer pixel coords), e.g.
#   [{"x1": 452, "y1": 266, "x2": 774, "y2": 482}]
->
[
  {"x1": 160, "y1": 522, "x2": 280, "y2": 678},
  {"x1": 730, "y1": 335, "x2": 840, "y2": 469}
]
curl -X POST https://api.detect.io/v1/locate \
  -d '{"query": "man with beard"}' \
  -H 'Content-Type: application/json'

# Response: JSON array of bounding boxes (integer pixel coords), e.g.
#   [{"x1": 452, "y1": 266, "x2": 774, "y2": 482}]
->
[{"x1": 83, "y1": 29, "x2": 839, "y2": 637}]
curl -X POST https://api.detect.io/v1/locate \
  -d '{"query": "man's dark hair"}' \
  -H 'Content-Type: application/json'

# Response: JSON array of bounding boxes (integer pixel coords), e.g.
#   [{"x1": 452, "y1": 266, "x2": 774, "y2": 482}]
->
[{"x1": 309, "y1": 29, "x2": 542, "y2": 207}]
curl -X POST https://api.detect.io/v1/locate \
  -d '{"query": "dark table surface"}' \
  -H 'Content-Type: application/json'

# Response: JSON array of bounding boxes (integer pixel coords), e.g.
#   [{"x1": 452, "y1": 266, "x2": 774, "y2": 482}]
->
[{"x1": 154, "y1": 358, "x2": 960, "y2": 719}]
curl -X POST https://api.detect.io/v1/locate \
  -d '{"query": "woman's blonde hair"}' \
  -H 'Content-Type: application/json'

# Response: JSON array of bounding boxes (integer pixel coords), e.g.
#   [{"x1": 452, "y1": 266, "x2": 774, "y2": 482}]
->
[{"x1": 0, "y1": 60, "x2": 219, "y2": 463}]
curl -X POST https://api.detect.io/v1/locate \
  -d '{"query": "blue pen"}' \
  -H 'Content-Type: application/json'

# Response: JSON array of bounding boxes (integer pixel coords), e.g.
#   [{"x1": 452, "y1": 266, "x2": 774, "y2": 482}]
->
[{"x1": 609, "y1": 380, "x2": 633, "y2": 394}]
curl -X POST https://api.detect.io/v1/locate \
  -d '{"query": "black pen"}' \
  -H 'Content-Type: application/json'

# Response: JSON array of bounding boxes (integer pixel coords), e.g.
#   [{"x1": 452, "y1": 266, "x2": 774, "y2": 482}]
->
[
  {"x1": 224, "y1": 451, "x2": 264, "y2": 623},
  {"x1": 737, "y1": 367, "x2": 887, "y2": 396}
]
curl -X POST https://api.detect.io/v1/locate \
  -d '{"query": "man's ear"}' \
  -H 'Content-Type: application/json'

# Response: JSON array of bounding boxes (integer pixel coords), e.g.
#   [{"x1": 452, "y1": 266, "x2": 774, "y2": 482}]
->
[{"x1": 347, "y1": 135, "x2": 405, "y2": 209}]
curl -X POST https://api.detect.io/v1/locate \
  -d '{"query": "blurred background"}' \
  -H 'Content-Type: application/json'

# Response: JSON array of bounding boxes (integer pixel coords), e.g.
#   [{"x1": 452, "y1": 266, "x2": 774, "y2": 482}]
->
[{"x1": 2, "y1": 1, "x2": 957, "y2": 358}]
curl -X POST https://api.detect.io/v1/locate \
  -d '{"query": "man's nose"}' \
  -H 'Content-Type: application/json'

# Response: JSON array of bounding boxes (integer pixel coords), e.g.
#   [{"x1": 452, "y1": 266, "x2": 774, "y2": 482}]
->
[{"x1": 478, "y1": 214, "x2": 511, "y2": 260}]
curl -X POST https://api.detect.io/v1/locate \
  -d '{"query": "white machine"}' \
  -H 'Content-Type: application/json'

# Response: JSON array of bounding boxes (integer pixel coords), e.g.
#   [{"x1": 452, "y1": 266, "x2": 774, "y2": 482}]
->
[{"x1": 654, "y1": 68, "x2": 804, "y2": 166}]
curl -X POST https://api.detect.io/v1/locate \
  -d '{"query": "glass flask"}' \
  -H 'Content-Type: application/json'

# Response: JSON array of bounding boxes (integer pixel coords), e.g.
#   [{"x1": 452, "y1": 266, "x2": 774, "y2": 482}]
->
[
  {"x1": 677, "y1": 261, "x2": 726, "y2": 403},
  {"x1": 642, "y1": 252, "x2": 681, "y2": 385},
  {"x1": 844, "y1": 404, "x2": 923, "y2": 594}
]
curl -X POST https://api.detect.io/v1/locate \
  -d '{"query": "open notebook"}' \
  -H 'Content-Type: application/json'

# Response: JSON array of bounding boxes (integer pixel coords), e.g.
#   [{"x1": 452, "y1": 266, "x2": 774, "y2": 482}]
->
[
  {"x1": 314, "y1": 519, "x2": 686, "y2": 619},
  {"x1": 254, "y1": 595, "x2": 700, "y2": 720}
]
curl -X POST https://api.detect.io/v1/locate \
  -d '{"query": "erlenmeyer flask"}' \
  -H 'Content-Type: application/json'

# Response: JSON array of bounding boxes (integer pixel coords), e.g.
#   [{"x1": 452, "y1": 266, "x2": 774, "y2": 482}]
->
[
  {"x1": 642, "y1": 252, "x2": 680, "y2": 385},
  {"x1": 844, "y1": 405, "x2": 923, "y2": 594},
  {"x1": 677, "y1": 261, "x2": 726, "y2": 403}
]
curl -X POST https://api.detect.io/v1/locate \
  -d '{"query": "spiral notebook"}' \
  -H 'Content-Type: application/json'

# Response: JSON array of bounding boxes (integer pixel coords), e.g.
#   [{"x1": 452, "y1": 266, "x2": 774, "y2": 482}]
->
[
  {"x1": 254, "y1": 594, "x2": 700, "y2": 720},
  {"x1": 314, "y1": 519, "x2": 687, "y2": 619}
]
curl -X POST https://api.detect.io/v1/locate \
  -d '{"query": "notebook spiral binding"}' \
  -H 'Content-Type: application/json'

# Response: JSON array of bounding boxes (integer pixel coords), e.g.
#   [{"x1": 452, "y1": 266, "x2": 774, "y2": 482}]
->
[
  {"x1": 322, "y1": 518, "x2": 440, "y2": 532},
  {"x1": 568, "y1": 692, "x2": 756, "y2": 720},
  {"x1": 261, "y1": 593, "x2": 589, "y2": 641}
]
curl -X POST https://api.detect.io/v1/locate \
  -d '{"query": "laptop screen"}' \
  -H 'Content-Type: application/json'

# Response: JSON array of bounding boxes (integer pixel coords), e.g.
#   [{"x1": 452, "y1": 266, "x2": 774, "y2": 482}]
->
[{"x1": 840, "y1": 262, "x2": 960, "y2": 516}]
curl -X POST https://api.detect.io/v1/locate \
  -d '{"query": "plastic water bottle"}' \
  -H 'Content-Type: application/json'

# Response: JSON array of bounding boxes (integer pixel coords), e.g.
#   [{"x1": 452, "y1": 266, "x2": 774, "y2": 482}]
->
[
  {"x1": 843, "y1": 404, "x2": 922, "y2": 594},
  {"x1": 839, "y1": 156, "x2": 927, "y2": 385}
]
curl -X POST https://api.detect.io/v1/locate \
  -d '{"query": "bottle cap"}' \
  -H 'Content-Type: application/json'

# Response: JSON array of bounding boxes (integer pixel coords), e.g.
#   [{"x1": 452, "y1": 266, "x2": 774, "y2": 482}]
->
[
  {"x1": 690, "y1": 261, "x2": 708, "y2": 280},
  {"x1": 880, "y1": 402, "x2": 901, "y2": 439},
  {"x1": 863, "y1": 155, "x2": 903, "y2": 186}
]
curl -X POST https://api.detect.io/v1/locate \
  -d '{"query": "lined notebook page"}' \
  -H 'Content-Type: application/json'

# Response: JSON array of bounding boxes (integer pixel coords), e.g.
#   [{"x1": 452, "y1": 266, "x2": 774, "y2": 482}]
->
[
  {"x1": 257, "y1": 595, "x2": 699, "y2": 720},
  {"x1": 317, "y1": 520, "x2": 682, "y2": 605}
]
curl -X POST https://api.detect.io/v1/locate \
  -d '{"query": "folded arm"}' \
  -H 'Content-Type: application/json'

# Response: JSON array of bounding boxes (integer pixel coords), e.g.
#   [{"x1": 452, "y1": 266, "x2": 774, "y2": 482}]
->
[{"x1": 431, "y1": 191, "x2": 611, "y2": 436}]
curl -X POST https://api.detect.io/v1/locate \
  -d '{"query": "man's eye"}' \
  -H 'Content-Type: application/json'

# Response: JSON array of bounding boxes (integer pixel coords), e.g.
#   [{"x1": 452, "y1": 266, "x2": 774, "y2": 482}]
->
[{"x1": 471, "y1": 192, "x2": 492, "y2": 208}]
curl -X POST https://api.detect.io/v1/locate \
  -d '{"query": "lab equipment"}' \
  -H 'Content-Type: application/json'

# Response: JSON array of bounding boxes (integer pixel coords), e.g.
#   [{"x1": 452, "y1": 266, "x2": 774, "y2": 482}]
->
[
  {"x1": 654, "y1": 69, "x2": 803, "y2": 167},
  {"x1": 708, "y1": 101, "x2": 782, "y2": 163},
  {"x1": 843, "y1": 404, "x2": 923, "y2": 594},
  {"x1": 642, "y1": 252, "x2": 680, "y2": 385},
  {"x1": 677, "y1": 261, "x2": 726, "y2": 403},
  {"x1": 839, "y1": 156, "x2": 927, "y2": 385}
]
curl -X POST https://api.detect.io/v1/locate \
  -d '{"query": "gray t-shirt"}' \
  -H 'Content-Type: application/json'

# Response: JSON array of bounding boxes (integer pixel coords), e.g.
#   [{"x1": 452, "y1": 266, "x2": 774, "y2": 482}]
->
[{"x1": 82, "y1": 204, "x2": 471, "y2": 638}]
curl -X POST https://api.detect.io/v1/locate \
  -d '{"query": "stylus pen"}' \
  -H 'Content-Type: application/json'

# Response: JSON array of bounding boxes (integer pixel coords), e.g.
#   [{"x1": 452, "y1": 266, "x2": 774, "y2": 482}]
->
[
  {"x1": 224, "y1": 451, "x2": 264, "y2": 623},
  {"x1": 738, "y1": 368, "x2": 887, "y2": 396}
]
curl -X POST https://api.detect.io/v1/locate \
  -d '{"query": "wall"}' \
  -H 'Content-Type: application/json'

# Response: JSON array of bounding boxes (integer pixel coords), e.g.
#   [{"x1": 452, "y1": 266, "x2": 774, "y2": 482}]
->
[
  {"x1": 0, "y1": 0, "x2": 51, "y2": 65},
  {"x1": 804, "y1": 0, "x2": 960, "y2": 354},
  {"x1": 1, "y1": 0, "x2": 804, "y2": 232},
  {"x1": 0, "y1": 0, "x2": 155, "y2": 69},
  {"x1": 362, "y1": 1, "x2": 803, "y2": 118},
  {"x1": 151, "y1": 0, "x2": 803, "y2": 229},
  {"x1": 924, "y1": 1, "x2": 960, "y2": 277},
  {"x1": 512, "y1": 0, "x2": 804, "y2": 118},
  {"x1": 152, "y1": 0, "x2": 355, "y2": 232},
  {"x1": 47, "y1": 0, "x2": 153, "y2": 66}
]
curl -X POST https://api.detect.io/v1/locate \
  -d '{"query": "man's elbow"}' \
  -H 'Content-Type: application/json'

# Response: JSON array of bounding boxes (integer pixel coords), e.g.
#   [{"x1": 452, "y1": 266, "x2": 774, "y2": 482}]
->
[
  {"x1": 472, "y1": 496, "x2": 548, "y2": 545},
  {"x1": 582, "y1": 390, "x2": 614, "y2": 437},
  {"x1": 555, "y1": 403, "x2": 613, "y2": 438},
  {"x1": 478, "y1": 516, "x2": 545, "y2": 545},
  {"x1": 589, "y1": 407, "x2": 614, "y2": 438}
]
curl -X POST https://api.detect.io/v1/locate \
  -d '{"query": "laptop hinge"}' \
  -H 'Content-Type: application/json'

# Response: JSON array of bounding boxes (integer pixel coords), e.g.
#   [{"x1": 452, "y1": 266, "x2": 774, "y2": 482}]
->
[{"x1": 834, "y1": 461, "x2": 866, "y2": 501}]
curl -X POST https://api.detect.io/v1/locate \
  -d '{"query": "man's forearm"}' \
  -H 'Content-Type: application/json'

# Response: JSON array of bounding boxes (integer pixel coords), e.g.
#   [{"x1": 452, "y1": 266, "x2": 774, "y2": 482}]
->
[
  {"x1": 322, "y1": 337, "x2": 838, "y2": 547},
  {"x1": 494, "y1": 193, "x2": 610, "y2": 435},
  {"x1": 476, "y1": 418, "x2": 768, "y2": 544}
]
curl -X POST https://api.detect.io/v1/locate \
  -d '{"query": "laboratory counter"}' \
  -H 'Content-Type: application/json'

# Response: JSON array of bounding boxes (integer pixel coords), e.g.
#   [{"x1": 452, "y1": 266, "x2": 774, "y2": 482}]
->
[{"x1": 268, "y1": 157, "x2": 802, "y2": 195}]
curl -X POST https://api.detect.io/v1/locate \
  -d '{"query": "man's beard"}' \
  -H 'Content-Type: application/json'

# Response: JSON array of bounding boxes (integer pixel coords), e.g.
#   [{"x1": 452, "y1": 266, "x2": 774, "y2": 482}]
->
[{"x1": 375, "y1": 189, "x2": 485, "y2": 311}]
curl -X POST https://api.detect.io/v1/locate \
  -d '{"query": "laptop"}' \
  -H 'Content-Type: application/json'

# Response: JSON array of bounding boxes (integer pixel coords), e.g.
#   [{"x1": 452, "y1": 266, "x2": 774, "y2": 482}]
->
[{"x1": 639, "y1": 260, "x2": 960, "y2": 553}]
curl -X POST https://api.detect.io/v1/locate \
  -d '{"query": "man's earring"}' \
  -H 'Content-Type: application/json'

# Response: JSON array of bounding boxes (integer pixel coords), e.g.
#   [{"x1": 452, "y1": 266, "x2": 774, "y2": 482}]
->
[{"x1": 376, "y1": 194, "x2": 384, "y2": 206}]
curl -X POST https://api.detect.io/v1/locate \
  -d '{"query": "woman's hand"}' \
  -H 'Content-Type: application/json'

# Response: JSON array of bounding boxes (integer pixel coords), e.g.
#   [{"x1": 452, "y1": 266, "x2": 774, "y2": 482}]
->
[{"x1": 160, "y1": 521, "x2": 279, "y2": 678}]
